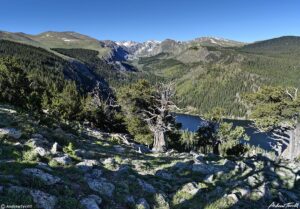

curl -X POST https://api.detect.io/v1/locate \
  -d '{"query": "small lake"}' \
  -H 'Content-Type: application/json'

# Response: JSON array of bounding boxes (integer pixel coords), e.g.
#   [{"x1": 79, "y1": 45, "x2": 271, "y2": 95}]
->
[{"x1": 175, "y1": 113, "x2": 277, "y2": 151}]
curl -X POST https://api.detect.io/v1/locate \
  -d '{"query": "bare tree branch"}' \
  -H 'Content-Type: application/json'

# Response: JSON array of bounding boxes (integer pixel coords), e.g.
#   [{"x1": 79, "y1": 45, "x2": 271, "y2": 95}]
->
[{"x1": 285, "y1": 88, "x2": 298, "y2": 101}]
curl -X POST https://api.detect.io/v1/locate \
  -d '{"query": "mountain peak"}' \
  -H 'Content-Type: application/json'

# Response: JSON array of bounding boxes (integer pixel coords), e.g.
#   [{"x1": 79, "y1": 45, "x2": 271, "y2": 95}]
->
[{"x1": 191, "y1": 36, "x2": 245, "y2": 47}]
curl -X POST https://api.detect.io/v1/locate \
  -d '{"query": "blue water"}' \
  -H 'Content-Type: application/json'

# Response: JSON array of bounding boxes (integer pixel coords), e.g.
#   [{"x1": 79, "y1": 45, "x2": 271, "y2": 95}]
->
[{"x1": 175, "y1": 113, "x2": 277, "y2": 151}]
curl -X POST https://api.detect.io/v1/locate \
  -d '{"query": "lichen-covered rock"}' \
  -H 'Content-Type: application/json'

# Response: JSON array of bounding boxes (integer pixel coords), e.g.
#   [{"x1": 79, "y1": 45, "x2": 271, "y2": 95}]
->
[
  {"x1": 26, "y1": 137, "x2": 49, "y2": 148},
  {"x1": 276, "y1": 166, "x2": 296, "y2": 189},
  {"x1": 136, "y1": 198, "x2": 150, "y2": 209},
  {"x1": 172, "y1": 182, "x2": 201, "y2": 205},
  {"x1": 138, "y1": 178, "x2": 156, "y2": 193},
  {"x1": 74, "y1": 149, "x2": 87, "y2": 157},
  {"x1": 232, "y1": 187, "x2": 251, "y2": 198},
  {"x1": 173, "y1": 162, "x2": 192, "y2": 170},
  {"x1": 0, "y1": 128, "x2": 22, "y2": 139},
  {"x1": 113, "y1": 145, "x2": 125, "y2": 153},
  {"x1": 22, "y1": 168, "x2": 61, "y2": 185},
  {"x1": 125, "y1": 195, "x2": 135, "y2": 204},
  {"x1": 32, "y1": 133, "x2": 44, "y2": 139},
  {"x1": 226, "y1": 193, "x2": 239, "y2": 204},
  {"x1": 221, "y1": 159, "x2": 237, "y2": 170},
  {"x1": 181, "y1": 182, "x2": 200, "y2": 195},
  {"x1": 80, "y1": 194, "x2": 102, "y2": 209},
  {"x1": 101, "y1": 157, "x2": 115, "y2": 166},
  {"x1": 204, "y1": 174, "x2": 214, "y2": 183},
  {"x1": 192, "y1": 162, "x2": 224, "y2": 174},
  {"x1": 153, "y1": 193, "x2": 170, "y2": 209},
  {"x1": 26, "y1": 137, "x2": 51, "y2": 157},
  {"x1": 52, "y1": 154, "x2": 72, "y2": 165},
  {"x1": 76, "y1": 160, "x2": 100, "y2": 172},
  {"x1": 155, "y1": 170, "x2": 174, "y2": 180},
  {"x1": 86, "y1": 177, "x2": 115, "y2": 197},
  {"x1": 36, "y1": 162, "x2": 53, "y2": 172},
  {"x1": 30, "y1": 190, "x2": 57, "y2": 209},
  {"x1": 85, "y1": 169, "x2": 103, "y2": 179},
  {"x1": 250, "y1": 183, "x2": 268, "y2": 201},
  {"x1": 50, "y1": 142, "x2": 61, "y2": 154},
  {"x1": 34, "y1": 146, "x2": 50, "y2": 157},
  {"x1": 247, "y1": 173, "x2": 264, "y2": 187},
  {"x1": 247, "y1": 176, "x2": 257, "y2": 187}
]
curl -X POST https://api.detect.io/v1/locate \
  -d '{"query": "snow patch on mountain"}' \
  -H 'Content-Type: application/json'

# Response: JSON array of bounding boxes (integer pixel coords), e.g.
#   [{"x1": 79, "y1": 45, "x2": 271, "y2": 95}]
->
[{"x1": 115, "y1": 40, "x2": 162, "y2": 59}]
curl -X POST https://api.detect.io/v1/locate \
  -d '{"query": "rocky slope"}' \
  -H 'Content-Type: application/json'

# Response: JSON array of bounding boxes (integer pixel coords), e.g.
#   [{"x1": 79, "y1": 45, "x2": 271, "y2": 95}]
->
[{"x1": 0, "y1": 105, "x2": 299, "y2": 209}]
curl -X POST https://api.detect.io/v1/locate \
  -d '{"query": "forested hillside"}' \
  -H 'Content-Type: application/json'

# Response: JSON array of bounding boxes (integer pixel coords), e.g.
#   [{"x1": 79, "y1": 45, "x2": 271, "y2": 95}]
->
[
  {"x1": 241, "y1": 36, "x2": 300, "y2": 55},
  {"x1": 0, "y1": 40, "x2": 111, "y2": 92},
  {"x1": 0, "y1": 40, "x2": 127, "y2": 131},
  {"x1": 133, "y1": 37, "x2": 300, "y2": 117}
]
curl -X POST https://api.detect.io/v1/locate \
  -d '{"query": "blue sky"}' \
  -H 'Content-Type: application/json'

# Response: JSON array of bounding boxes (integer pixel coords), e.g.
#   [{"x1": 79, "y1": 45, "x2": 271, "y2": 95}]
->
[{"x1": 1, "y1": 0, "x2": 300, "y2": 42}]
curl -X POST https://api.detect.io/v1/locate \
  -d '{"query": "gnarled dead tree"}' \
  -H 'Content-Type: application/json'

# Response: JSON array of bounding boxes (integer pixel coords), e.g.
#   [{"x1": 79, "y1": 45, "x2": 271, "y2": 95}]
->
[{"x1": 143, "y1": 82, "x2": 178, "y2": 152}]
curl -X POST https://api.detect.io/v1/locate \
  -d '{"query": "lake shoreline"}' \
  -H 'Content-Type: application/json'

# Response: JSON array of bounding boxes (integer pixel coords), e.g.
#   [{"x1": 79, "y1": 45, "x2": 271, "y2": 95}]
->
[
  {"x1": 175, "y1": 113, "x2": 277, "y2": 151},
  {"x1": 174, "y1": 112, "x2": 250, "y2": 122}
]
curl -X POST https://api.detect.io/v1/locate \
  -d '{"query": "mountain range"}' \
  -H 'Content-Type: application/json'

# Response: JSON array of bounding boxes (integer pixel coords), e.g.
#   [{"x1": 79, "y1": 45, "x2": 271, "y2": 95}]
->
[
  {"x1": 1, "y1": 30, "x2": 300, "y2": 117},
  {"x1": 0, "y1": 30, "x2": 244, "y2": 60}
]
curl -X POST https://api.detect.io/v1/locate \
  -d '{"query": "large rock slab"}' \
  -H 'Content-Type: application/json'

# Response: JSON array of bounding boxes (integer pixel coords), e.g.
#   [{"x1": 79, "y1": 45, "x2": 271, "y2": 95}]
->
[
  {"x1": 0, "y1": 128, "x2": 22, "y2": 139},
  {"x1": 22, "y1": 168, "x2": 61, "y2": 185},
  {"x1": 276, "y1": 166, "x2": 296, "y2": 189},
  {"x1": 30, "y1": 190, "x2": 57, "y2": 209},
  {"x1": 153, "y1": 193, "x2": 170, "y2": 209},
  {"x1": 52, "y1": 154, "x2": 72, "y2": 166},
  {"x1": 80, "y1": 194, "x2": 102, "y2": 209},
  {"x1": 86, "y1": 177, "x2": 115, "y2": 197},
  {"x1": 7, "y1": 185, "x2": 58, "y2": 209},
  {"x1": 85, "y1": 169, "x2": 103, "y2": 179},
  {"x1": 155, "y1": 170, "x2": 174, "y2": 180},
  {"x1": 26, "y1": 137, "x2": 49, "y2": 148},
  {"x1": 113, "y1": 145, "x2": 125, "y2": 153},
  {"x1": 181, "y1": 182, "x2": 200, "y2": 195},
  {"x1": 26, "y1": 137, "x2": 51, "y2": 157},
  {"x1": 136, "y1": 198, "x2": 150, "y2": 209},
  {"x1": 192, "y1": 162, "x2": 224, "y2": 175},
  {"x1": 138, "y1": 178, "x2": 156, "y2": 194},
  {"x1": 76, "y1": 160, "x2": 100, "y2": 172}
]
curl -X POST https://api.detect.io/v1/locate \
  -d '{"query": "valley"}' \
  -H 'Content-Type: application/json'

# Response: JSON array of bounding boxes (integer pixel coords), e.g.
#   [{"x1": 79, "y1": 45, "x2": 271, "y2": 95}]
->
[
  {"x1": 2, "y1": 31, "x2": 300, "y2": 117},
  {"x1": 0, "y1": 30, "x2": 300, "y2": 209}
]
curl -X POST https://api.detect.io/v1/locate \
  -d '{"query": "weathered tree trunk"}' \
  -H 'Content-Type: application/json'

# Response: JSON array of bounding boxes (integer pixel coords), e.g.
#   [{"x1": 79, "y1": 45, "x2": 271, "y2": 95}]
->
[
  {"x1": 282, "y1": 123, "x2": 300, "y2": 160},
  {"x1": 152, "y1": 130, "x2": 167, "y2": 152},
  {"x1": 144, "y1": 82, "x2": 176, "y2": 153}
]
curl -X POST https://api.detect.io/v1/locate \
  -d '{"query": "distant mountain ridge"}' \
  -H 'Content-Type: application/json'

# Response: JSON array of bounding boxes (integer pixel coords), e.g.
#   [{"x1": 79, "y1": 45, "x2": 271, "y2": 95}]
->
[
  {"x1": 0, "y1": 30, "x2": 245, "y2": 60},
  {"x1": 2, "y1": 30, "x2": 300, "y2": 61}
]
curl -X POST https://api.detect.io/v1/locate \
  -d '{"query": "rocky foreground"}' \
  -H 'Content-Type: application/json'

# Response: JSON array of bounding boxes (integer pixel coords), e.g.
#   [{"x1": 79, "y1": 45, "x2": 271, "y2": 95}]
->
[{"x1": 0, "y1": 106, "x2": 299, "y2": 209}]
